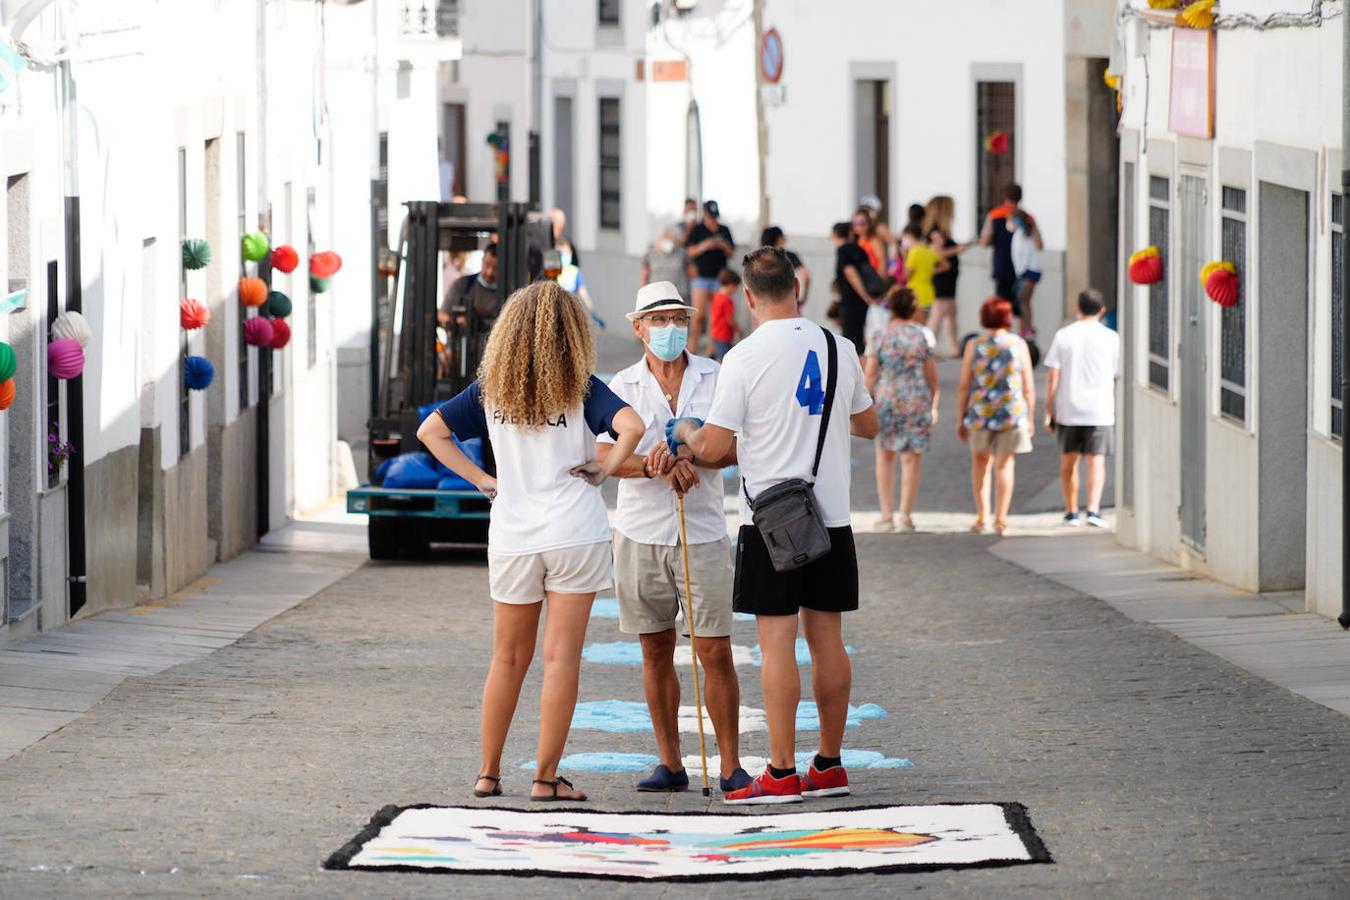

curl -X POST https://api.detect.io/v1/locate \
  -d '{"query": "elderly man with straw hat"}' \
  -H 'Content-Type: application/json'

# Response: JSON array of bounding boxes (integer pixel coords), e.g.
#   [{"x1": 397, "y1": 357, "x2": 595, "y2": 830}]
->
[{"x1": 594, "y1": 281, "x2": 751, "y2": 795}]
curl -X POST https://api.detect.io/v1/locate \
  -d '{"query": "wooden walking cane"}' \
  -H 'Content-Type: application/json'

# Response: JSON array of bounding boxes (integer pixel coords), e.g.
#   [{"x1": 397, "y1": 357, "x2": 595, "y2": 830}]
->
[{"x1": 676, "y1": 492, "x2": 712, "y2": 797}]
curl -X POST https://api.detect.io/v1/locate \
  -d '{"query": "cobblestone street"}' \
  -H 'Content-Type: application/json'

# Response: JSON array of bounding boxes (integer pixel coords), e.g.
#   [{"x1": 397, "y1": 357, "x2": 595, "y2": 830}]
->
[{"x1": 2, "y1": 352, "x2": 1348, "y2": 898}]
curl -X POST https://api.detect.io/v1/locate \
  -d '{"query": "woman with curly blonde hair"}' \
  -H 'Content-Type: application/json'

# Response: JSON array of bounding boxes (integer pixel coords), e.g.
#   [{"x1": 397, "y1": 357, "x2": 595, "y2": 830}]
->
[{"x1": 417, "y1": 280, "x2": 645, "y2": 802}]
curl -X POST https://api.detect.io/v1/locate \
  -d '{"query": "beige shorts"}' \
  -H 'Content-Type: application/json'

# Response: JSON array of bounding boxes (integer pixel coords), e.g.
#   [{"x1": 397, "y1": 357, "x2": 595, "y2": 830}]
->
[
  {"x1": 488, "y1": 541, "x2": 613, "y2": 605},
  {"x1": 613, "y1": 531, "x2": 734, "y2": 638},
  {"x1": 970, "y1": 425, "x2": 1033, "y2": 456}
]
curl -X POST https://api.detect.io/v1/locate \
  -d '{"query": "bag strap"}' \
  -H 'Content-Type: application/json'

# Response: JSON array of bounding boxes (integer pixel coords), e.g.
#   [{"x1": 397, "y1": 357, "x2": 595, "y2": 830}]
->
[
  {"x1": 811, "y1": 325, "x2": 839, "y2": 482},
  {"x1": 741, "y1": 326, "x2": 841, "y2": 504}
]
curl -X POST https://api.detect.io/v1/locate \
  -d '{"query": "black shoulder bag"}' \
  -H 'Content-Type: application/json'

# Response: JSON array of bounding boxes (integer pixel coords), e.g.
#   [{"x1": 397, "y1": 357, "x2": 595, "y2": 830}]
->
[{"x1": 743, "y1": 326, "x2": 839, "y2": 572}]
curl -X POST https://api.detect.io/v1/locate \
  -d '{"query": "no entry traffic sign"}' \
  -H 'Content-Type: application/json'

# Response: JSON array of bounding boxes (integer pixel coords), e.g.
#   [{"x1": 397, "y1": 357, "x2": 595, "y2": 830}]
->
[{"x1": 760, "y1": 28, "x2": 783, "y2": 84}]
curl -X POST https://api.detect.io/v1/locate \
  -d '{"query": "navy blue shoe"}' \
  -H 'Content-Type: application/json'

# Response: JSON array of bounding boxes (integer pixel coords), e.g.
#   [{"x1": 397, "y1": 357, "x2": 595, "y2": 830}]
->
[
  {"x1": 720, "y1": 767, "x2": 753, "y2": 793},
  {"x1": 637, "y1": 764, "x2": 689, "y2": 793}
]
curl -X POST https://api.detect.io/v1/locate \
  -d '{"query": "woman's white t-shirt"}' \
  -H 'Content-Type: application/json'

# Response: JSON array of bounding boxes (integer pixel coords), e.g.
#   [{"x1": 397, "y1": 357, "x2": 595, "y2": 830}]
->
[{"x1": 435, "y1": 377, "x2": 629, "y2": 555}]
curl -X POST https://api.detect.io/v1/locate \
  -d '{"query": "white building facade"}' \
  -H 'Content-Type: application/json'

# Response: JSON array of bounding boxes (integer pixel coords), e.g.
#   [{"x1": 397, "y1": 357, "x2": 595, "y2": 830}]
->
[
  {"x1": 1111, "y1": 0, "x2": 1344, "y2": 618},
  {"x1": 0, "y1": 0, "x2": 449, "y2": 644}
]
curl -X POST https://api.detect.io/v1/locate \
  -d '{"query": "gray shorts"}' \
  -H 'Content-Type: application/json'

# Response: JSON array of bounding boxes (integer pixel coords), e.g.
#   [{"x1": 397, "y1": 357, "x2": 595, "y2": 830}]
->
[
  {"x1": 613, "y1": 531, "x2": 734, "y2": 638},
  {"x1": 488, "y1": 541, "x2": 613, "y2": 605},
  {"x1": 1056, "y1": 424, "x2": 1114, "y2": 456}
]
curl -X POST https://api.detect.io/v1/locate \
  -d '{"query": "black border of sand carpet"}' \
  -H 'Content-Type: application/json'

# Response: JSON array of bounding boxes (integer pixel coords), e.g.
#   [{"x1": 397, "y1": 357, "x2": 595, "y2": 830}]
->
[{"x1": 322, "y1": 801, "x2": 1053, "y2": 883}]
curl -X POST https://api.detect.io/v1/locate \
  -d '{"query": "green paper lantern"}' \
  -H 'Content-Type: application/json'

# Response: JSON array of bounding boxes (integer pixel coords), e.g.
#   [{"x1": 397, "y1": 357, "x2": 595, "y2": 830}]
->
[
  {"x1": 309, "y1": 275, "x2": 331, "y2": 294},
  {"x1": 266, "y1": 290, "x2": 292, "y2": 318},
  {"x1": 182, "y1": 238, "x2": 212, "y2": 270},
  {"x1": 241, "y1": 231, "x2": 270, "y2": 262},
  {"x1": 0, "y1": 341, "x2": 14, "y2": 383}
]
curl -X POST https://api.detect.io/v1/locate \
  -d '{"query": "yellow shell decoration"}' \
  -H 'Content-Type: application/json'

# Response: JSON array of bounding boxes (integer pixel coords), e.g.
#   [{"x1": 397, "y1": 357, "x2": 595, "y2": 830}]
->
[
  {"x1": 1199, "y1": 260, "x2": 1235, "y2": 287},
  {"x1": 1147, "y1": 0, "x2": 1181, "y2": 8},
  {"x1": 1180, "y1": 0, "x2": 1216, "y2": 29}
]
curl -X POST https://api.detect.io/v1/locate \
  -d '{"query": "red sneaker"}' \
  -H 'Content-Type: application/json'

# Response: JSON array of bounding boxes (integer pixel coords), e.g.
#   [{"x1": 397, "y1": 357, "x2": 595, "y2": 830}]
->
[
  {"x1": 800, "y1": 763, "x2": 851, "y2": 798},
  {"x1": 722, "y1": 768, "x2": 804, "y2": 806}
]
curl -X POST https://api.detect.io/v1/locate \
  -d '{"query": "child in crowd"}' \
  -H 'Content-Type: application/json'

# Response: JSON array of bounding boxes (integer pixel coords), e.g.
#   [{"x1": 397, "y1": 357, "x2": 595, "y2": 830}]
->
[
  {"x1": 902, "y1": 226, "x2": 949, "y2": 326},
  {"x1": 707, "y1": 268, "x2": 742, "y2": 361}
]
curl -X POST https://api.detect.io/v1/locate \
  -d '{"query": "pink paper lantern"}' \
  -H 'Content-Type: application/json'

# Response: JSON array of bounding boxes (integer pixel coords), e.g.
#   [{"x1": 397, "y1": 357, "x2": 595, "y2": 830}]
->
[
  {"x1": 48, "y1": 338, "x2": 85, "y2": 380},
  {"x1": 242, "y1": 316, "x2": 275, "y2": 348}
]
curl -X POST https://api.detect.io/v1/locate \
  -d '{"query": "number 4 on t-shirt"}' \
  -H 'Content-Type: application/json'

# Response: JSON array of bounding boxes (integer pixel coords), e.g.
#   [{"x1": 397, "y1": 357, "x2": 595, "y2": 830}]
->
[{"x1": 795, "y1": 350, "x2": 825, "y2": 415}]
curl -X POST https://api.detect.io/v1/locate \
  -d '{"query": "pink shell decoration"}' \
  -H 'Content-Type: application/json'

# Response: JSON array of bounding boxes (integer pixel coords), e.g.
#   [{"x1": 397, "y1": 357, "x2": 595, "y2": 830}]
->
[
  {"x1": 242, "y1": 316, "x2": 275, "y2": 348},
  {"x1": 48, "y1": 337, "x2": 86, "y2": 380}
]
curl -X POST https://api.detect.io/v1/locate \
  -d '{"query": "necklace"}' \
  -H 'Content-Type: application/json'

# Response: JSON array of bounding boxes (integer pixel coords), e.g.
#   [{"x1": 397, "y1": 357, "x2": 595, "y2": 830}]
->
[{"x1": 664, "y1": 392, "x2": 673, "y2": 402}]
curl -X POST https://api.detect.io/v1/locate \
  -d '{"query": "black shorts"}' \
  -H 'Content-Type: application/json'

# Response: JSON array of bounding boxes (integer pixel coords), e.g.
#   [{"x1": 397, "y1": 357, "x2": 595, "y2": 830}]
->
[
  {"x1": 733, "y1": 525, "x2": 859, "y2": 616},
  {"x1": 1056, "y1": 424, "x2": 1114, "y2": 456}
]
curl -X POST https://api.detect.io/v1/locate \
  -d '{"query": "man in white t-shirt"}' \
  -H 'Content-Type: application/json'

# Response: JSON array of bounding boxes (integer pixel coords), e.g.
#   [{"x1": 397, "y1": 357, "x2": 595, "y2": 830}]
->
[
  {"x1": 1044, "y1": 289, "x2": 1120, "y2": 528},
  {"x1": 668, "y1": 248, "x2": 879, "y2": 805},
  {"x1": 596, "y1": 281, "x2": 750, "y2": 796}
]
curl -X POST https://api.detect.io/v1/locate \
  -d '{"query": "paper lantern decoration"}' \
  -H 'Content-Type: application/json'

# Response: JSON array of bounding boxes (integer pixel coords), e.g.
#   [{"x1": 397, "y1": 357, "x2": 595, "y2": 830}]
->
[
  {"x1": 180, "y1": 299, "x2": 210, "y2": 331},
  {"x1": 0, "y1": 341, "x2": 15, "y2": 383},
  {"x1": 1146, "y1": 0, "x2": 1181, "y2": 8},
  {"x1": 48, "y1": 338, "x2": 85, "y2": 380},
  {"x1": 183, "y1": 355, "x2": 215, "y2": 391},
  {"x1": 239, "y1": 276, "x2": 268, "y2": 307},
  {"x1": 242, "y1": 231, "x2": 270, "y2": 262},
  {"x1": 271, "y1": 244, "x2": 299, "y2": 274},
  {"x1": 50, "y1": 310, "x2": 92, "y2": 348},
  {"x1": 984, "y1": 130, "x2": 1009, "y2": 156},
  {"x1": 1204, "y1": 262, "x2": 1239, "y2": 307},
  {"x1": 1179, "y1": 0, "x2": 1215, "y2": 29},
  {"x1": 1128, "y1": 247, "x2": 1164, "y2": 285},
  {"x1": 309, "y1": 251, "x2": 343, "y2": 278},
  {"x1": 268, "y1": 318, "x2": 292, "y2": 350},
  {"x1": 0, "y1": 378, "x2": 13, "y2": 411},
  {"x1": 266, "y1": 290, "x2": 292, "y2": 319},
  {"x1": 182, "y1": 238, "x2": 212, "y2": 271},
  {"x1": 309, "y1": 275, "x2": 331, "y2": 294},
  {"x1": 243, "y1": 315, "x2": 274, "y2": 348}
]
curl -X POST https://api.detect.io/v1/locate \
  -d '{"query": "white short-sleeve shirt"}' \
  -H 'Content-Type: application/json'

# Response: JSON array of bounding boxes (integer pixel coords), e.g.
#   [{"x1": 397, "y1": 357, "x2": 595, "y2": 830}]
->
[
  {"x1": 598, "y1": 353, "x2": 727, "y2": 546},
  {"x1": 705, "y1": 318, "x2": 872, "y2": 527},
  {"x1": 1043, "y1": 319, "x2": 1120, "y2": 426}
]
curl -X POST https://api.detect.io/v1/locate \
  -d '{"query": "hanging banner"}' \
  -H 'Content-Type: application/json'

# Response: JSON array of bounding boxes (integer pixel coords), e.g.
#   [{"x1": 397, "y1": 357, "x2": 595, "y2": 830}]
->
[
  {"x1": 1168, "y1": 29, "x2": 1214, "y2": 139},
  {"x1": 0, "y1": 39, "x2": 26, "y2": 93}
]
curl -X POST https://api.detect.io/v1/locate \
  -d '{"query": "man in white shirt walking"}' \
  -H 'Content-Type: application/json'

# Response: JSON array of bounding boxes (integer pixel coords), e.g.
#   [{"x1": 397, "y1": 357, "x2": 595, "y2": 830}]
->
[
  {"x1": 597, "y1": 282, "x2": 750, "y2": 795},
  {"x1": 668, "y1": 248, "x2": 879, "y2": 805},
  {"x1": 1043, "y1": 289, "x2": 1120, "y2": 527}
]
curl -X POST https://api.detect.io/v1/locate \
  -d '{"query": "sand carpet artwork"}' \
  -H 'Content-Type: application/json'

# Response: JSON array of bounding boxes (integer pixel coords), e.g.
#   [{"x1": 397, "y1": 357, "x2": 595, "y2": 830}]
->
[{"x1": 324, "y1": 803, "x2": 1051, "y2": 882}]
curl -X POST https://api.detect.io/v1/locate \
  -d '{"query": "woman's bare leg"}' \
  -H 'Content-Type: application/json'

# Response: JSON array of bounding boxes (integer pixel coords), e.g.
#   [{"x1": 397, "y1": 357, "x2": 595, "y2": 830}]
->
[
  {"x1": 994, "y1": 452, "x2": 1017, "y2": 526},
  {"x1": 532, "y1": 590, "x2": 595, "y2": 800},
  {"x1": 875, "y1": 446, "x2": 897, "y2": 517},
  {"x1": 479, "y1": 600, "x2": 542, "y2": 794},
  {"x1": 971, "y1": 450, "x2": 992, "y2": 523},
  {"x1": 899, "y1": 452, "x2": 922, "y2": 518}
]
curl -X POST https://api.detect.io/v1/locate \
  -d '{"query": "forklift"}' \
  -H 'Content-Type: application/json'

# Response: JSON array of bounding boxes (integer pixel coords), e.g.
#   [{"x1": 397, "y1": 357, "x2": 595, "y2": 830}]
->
[{"x1": 347, "y1": 200, "x2": 551, "y2": 559}]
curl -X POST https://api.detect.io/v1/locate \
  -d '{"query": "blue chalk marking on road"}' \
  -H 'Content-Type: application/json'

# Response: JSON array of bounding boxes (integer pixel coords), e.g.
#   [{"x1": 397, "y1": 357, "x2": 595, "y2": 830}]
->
[
  {"x1": 734, "y1": 612, "x2": 755, "y2": 621},
  {"x1": 527, "y1": 748, "x2": 912, "y2": 774},
  {"x1": 590, "y1": 597, "x2": 620, "y2": 619},
  {"x1": 582, "y1": 637, "x2": 855, "y2": 666}
]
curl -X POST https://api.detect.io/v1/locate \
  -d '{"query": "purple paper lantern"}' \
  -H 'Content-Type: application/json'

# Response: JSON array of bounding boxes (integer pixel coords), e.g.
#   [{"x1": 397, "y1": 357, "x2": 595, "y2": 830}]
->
[
  {"x1": 48, "y1": 338, "x2": 85, "y2": 380},
  {"x1": 242, "y1": 316, "x2": 275, "y2": 348}
]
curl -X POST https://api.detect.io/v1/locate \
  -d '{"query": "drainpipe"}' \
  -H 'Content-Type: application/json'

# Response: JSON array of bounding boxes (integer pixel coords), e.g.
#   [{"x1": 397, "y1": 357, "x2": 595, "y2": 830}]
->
[
  {"x1": 58, "y1": 4, "x2": 87, "y2": 616},
  {"x1": 1340, "y1": 2, "x2": 1349, "y2": 630},
  {"x1": 254, "y1": 0, "x2": 271, "y2": 538},
  {"x1": 368, "y1": 0, "x2": 379, "y2": 423}
]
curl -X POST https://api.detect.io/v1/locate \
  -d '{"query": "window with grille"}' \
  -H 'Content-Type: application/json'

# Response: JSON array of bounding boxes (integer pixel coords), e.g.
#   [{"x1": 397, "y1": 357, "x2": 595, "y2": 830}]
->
[
  {"x1": 1333, "y1": 193, "x2": 1344, "y2": 440},
  {"x1": 598, "y1": 97, "x2": 622, "y2": 231},
  {"x1": 45, "y1": 261, "x2": 61, "y2": 490},
  {"x1": 599, "y1": 0, "x2": 620, "y2": 26},
  {"x1": 178, "y1": 147, "x2": 190, "y2": 459},
  {"x1": 1147, "y1": 175, "x2": 1170, "y2": 391},
  {"x1": 975, "y1": 81, "x2": 1016, "y2": 226},
  {"x1": 1219, "y1": 187, "x2": 1247, "y2": 423},
  {"x1": 436, "y1": 0, "x2": 458, "y2": 36},
  {"x1": 237, "y1": 133, "x2": 251, "y2": 414}
]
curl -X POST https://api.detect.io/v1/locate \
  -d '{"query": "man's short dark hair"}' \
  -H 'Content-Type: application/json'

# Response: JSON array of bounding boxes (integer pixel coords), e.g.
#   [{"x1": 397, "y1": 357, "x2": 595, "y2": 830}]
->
[
  {"x1": 1004, "y1": 183, "x2": 1023, "y2": 204},
  {"x1": 482, "y1": 242, "x2": 498, "y2": 257},
  {"x1": 831, "y1": 222, "x2": 852, "y2": 241},
  {"x1": 760, "y1": 226, "x2": 784, "y2": 247},
  {"x1": 1077, "y1": 288, "x2": 1106, "y2": 317},
  {"x1": 742, "y1": 247, "x2": 796, "y2": 301}
]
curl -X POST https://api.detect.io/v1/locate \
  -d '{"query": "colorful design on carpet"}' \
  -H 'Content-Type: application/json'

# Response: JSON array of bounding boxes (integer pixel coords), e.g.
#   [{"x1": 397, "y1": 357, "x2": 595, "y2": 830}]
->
[
  {"x1": 583, "y1": 638, "x2": 856, "y2": 667},
  {"x1": 527, "y1": 749, "x2": 912, "y2": 773},
  {"x1": 325, "y1": 803, "x2": 1050, "y2": 881},
  {"x1": 571, "y1": 700, "x2": 887, "y2": 734}
]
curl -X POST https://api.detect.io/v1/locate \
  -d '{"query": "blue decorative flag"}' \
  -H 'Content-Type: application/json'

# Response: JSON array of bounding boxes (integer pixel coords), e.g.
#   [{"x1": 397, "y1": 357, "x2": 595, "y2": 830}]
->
[{"x1": 0, "y1": 40, "x2": 27, "y2": 93}]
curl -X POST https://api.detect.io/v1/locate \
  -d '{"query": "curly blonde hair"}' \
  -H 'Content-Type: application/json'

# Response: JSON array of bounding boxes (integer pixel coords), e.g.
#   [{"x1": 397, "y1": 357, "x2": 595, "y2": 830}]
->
[{"x1": 478, "y1": 280, "x2": 595, "y2": 427}]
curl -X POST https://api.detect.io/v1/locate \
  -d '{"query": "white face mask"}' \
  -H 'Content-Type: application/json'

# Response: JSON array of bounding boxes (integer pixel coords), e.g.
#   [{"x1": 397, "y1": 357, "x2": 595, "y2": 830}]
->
[{"x1": 655, "y1": 238, "x2": 674, "y2": 254}]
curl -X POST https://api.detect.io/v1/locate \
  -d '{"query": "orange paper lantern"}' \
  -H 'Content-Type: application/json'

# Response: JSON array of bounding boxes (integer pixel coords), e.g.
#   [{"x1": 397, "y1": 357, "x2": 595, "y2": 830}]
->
[
  {"x1": 239, "y1": 276, "x2": 268, "y2": 307},
  {"x1": 0, "y1": 378, "x2": 13, "y2": 411},
  {"x1": 1128, "y1": 247, "x2": 1164, "y2": 285},
  {"x1": 180, "y1": 298, "x2": 211, "y2": 330},
  {"x1": 309, "y1": 251, "x2": 343, "y2": 278}
]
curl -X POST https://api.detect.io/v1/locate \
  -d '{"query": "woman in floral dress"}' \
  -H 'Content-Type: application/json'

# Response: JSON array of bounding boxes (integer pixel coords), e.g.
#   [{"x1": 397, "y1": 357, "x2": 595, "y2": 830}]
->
[
  {"x1": 865, "y1": 286, "x2": 939, "y2": 533},
  {"x1": 956, "y1": 298, "x2": 1036, "y2": 534}
]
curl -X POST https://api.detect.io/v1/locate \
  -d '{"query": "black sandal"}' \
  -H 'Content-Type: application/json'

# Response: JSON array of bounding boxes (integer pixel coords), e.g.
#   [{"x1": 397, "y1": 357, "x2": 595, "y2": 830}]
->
[
  {"x1": 473, "y1": 774, "x2": 502, "y2": 798},
  {"x1": 531, "y1": 776, "x2": 586, "y2": 802}
]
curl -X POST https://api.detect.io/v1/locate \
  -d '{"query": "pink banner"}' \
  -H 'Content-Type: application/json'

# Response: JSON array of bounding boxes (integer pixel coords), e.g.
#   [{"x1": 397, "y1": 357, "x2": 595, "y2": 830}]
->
[{"x1": 1169, "y1": 29, "x2": 1215, "y2": 139}]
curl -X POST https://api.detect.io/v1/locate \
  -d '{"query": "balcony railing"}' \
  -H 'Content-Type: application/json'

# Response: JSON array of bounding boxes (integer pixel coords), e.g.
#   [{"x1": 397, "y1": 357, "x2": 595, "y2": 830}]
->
[{"x1": 401, "y1": 0, "x2": 458, "y2": 38}]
